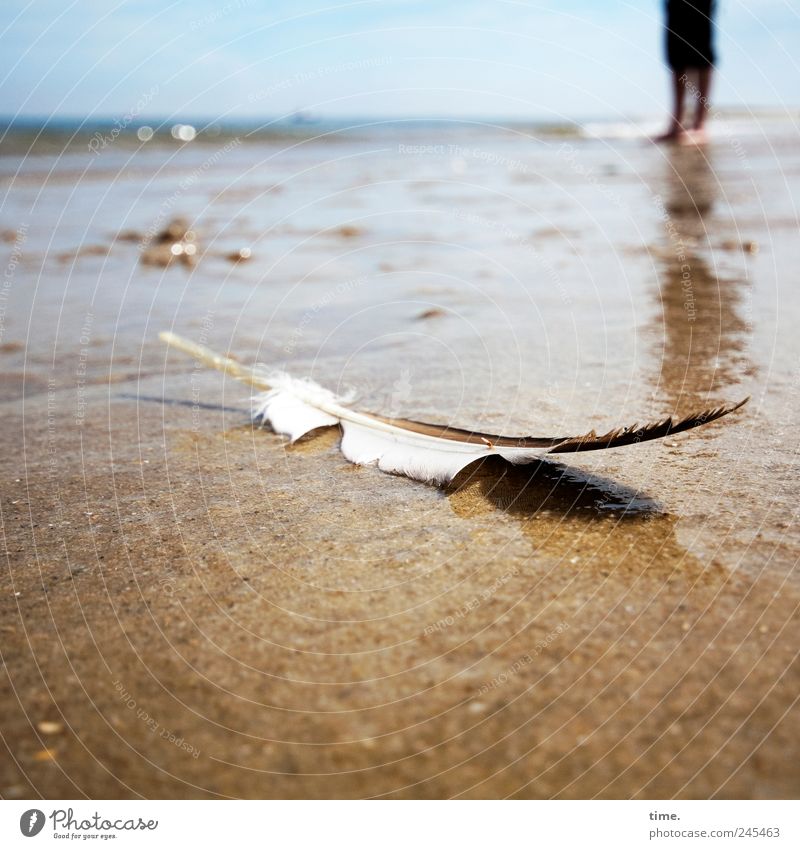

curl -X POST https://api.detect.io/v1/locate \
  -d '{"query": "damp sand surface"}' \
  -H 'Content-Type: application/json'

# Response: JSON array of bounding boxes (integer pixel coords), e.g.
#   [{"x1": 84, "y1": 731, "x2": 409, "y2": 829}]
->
[{"x1": 1, "y1": 119, "x2": 799, "y2": 798}]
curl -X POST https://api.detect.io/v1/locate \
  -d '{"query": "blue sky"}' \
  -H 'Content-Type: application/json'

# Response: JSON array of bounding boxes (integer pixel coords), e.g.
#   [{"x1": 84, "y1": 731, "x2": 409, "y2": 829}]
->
[{"x1": 0, "y1": 0, "x2": 797, "y2": 122}]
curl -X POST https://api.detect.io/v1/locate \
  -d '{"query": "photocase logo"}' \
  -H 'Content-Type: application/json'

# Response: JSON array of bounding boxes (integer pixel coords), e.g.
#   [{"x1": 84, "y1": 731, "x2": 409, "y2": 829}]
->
[{"x1": 19, "y1": 809, "x2": 45, "y2": 837}]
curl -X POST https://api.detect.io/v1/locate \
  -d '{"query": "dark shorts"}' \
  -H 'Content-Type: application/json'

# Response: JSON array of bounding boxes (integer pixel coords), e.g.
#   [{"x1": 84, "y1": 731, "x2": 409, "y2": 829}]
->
[{"x1": 665, "y1": 0, "x2": 716, "y2": 70}]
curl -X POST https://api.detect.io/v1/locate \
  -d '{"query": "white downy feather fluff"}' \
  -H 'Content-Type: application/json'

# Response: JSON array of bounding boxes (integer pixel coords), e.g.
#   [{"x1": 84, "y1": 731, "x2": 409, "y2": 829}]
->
[{"x1": 250, "y1": 372, "x2": 540, "y2": 484}]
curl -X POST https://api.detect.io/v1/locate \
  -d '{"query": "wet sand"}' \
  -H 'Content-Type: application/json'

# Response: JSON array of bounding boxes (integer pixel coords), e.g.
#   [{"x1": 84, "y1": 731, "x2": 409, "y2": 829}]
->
[{"x1": 1, "y1": 118, "x2": 799, "y2": 798}]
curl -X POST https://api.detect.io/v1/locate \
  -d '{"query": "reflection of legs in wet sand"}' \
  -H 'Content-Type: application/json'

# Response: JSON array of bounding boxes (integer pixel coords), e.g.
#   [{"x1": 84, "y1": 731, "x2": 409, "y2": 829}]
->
[
  {"x1": 653, "y1": 148, "x2": 747, "y2": 412},
  {"x1": 656, "y1": 244, "x2": 744, "y2": 411},
  {"x1": 656, "y1": 1, "x2": 716, "y2": 145}
]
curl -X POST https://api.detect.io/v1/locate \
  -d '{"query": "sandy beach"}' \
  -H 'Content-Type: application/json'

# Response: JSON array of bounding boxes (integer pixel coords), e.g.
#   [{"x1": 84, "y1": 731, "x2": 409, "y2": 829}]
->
[{"x1": 1, "y1": 117, "x2": 799, "y2": 798}]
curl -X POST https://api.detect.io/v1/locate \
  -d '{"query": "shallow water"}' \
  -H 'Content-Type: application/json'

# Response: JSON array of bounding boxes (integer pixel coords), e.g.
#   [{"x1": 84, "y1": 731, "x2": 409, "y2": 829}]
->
[{"x1": 1, "y1": 117, "x2": 799, "y2": 798}]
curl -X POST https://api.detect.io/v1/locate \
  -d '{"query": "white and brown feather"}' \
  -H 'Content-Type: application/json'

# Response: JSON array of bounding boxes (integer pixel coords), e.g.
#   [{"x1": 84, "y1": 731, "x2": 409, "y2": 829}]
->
[{"x1": 160, "y1": 332, "x2": 749, "y2": 485}]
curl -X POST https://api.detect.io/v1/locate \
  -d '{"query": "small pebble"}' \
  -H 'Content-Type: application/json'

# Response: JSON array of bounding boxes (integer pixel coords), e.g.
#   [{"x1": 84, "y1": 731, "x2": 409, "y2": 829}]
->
[
  {"x1": 417, "y1": 308, "x2": 445, "y2": 320},
  {"x1": 37, "y1": 720, "x2": 64, "y2": 735},
  {"x1": 4, "y1": 784, "x2": 26, "y2": 798}
]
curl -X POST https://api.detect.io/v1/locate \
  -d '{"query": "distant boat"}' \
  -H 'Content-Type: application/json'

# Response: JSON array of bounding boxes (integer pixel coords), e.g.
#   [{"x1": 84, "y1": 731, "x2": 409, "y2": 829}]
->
[{"x1": 288, "y1": 110, "x2": 316, "y2": 125}]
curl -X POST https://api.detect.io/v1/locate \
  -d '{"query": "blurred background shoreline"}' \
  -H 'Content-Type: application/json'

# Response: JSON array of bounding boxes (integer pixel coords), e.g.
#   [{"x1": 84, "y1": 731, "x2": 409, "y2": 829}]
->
[{"x1": 2, "y1": 108, "x2": 798, "y2": 154}]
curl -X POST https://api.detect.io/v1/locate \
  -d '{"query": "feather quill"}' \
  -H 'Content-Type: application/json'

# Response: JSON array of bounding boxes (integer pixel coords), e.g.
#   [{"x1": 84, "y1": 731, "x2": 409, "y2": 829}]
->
[{"x1": 160, "y1": 332, "x2": 748, "y2": 485}]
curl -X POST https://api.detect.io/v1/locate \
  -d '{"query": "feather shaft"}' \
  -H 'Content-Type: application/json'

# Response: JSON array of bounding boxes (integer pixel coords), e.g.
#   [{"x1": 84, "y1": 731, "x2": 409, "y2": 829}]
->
[{"x1": 159, "y1": 331, "x2": 273, "y2": 390}]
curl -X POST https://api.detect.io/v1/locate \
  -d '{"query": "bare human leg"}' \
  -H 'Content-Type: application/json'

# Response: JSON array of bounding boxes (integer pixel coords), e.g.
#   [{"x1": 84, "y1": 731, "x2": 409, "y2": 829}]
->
[
  {"x1": 686, "y1": 66, "x2": 713, "y2": 143},
  {"x1": 655, "y1": 69, "x2": 688, "y2": 143},
  {"x1": 676, "y1": 67, "x2": 713, "y2": 145}
]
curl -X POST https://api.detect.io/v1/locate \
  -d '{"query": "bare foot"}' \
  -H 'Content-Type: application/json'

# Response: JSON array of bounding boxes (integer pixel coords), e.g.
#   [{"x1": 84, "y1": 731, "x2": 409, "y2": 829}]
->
[
  {"x1": 679, "y1": 128, "x2": 709, "y2": 146},
  {"x1": 653, "y1": 127, "x2": 686, "y2": 144}
]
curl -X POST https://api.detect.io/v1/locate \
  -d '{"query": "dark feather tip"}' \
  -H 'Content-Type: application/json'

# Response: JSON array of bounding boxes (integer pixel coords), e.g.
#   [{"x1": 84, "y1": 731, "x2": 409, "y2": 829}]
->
[{"x1": 548, "y1": 397, "x2": 749, "y2": 454}]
